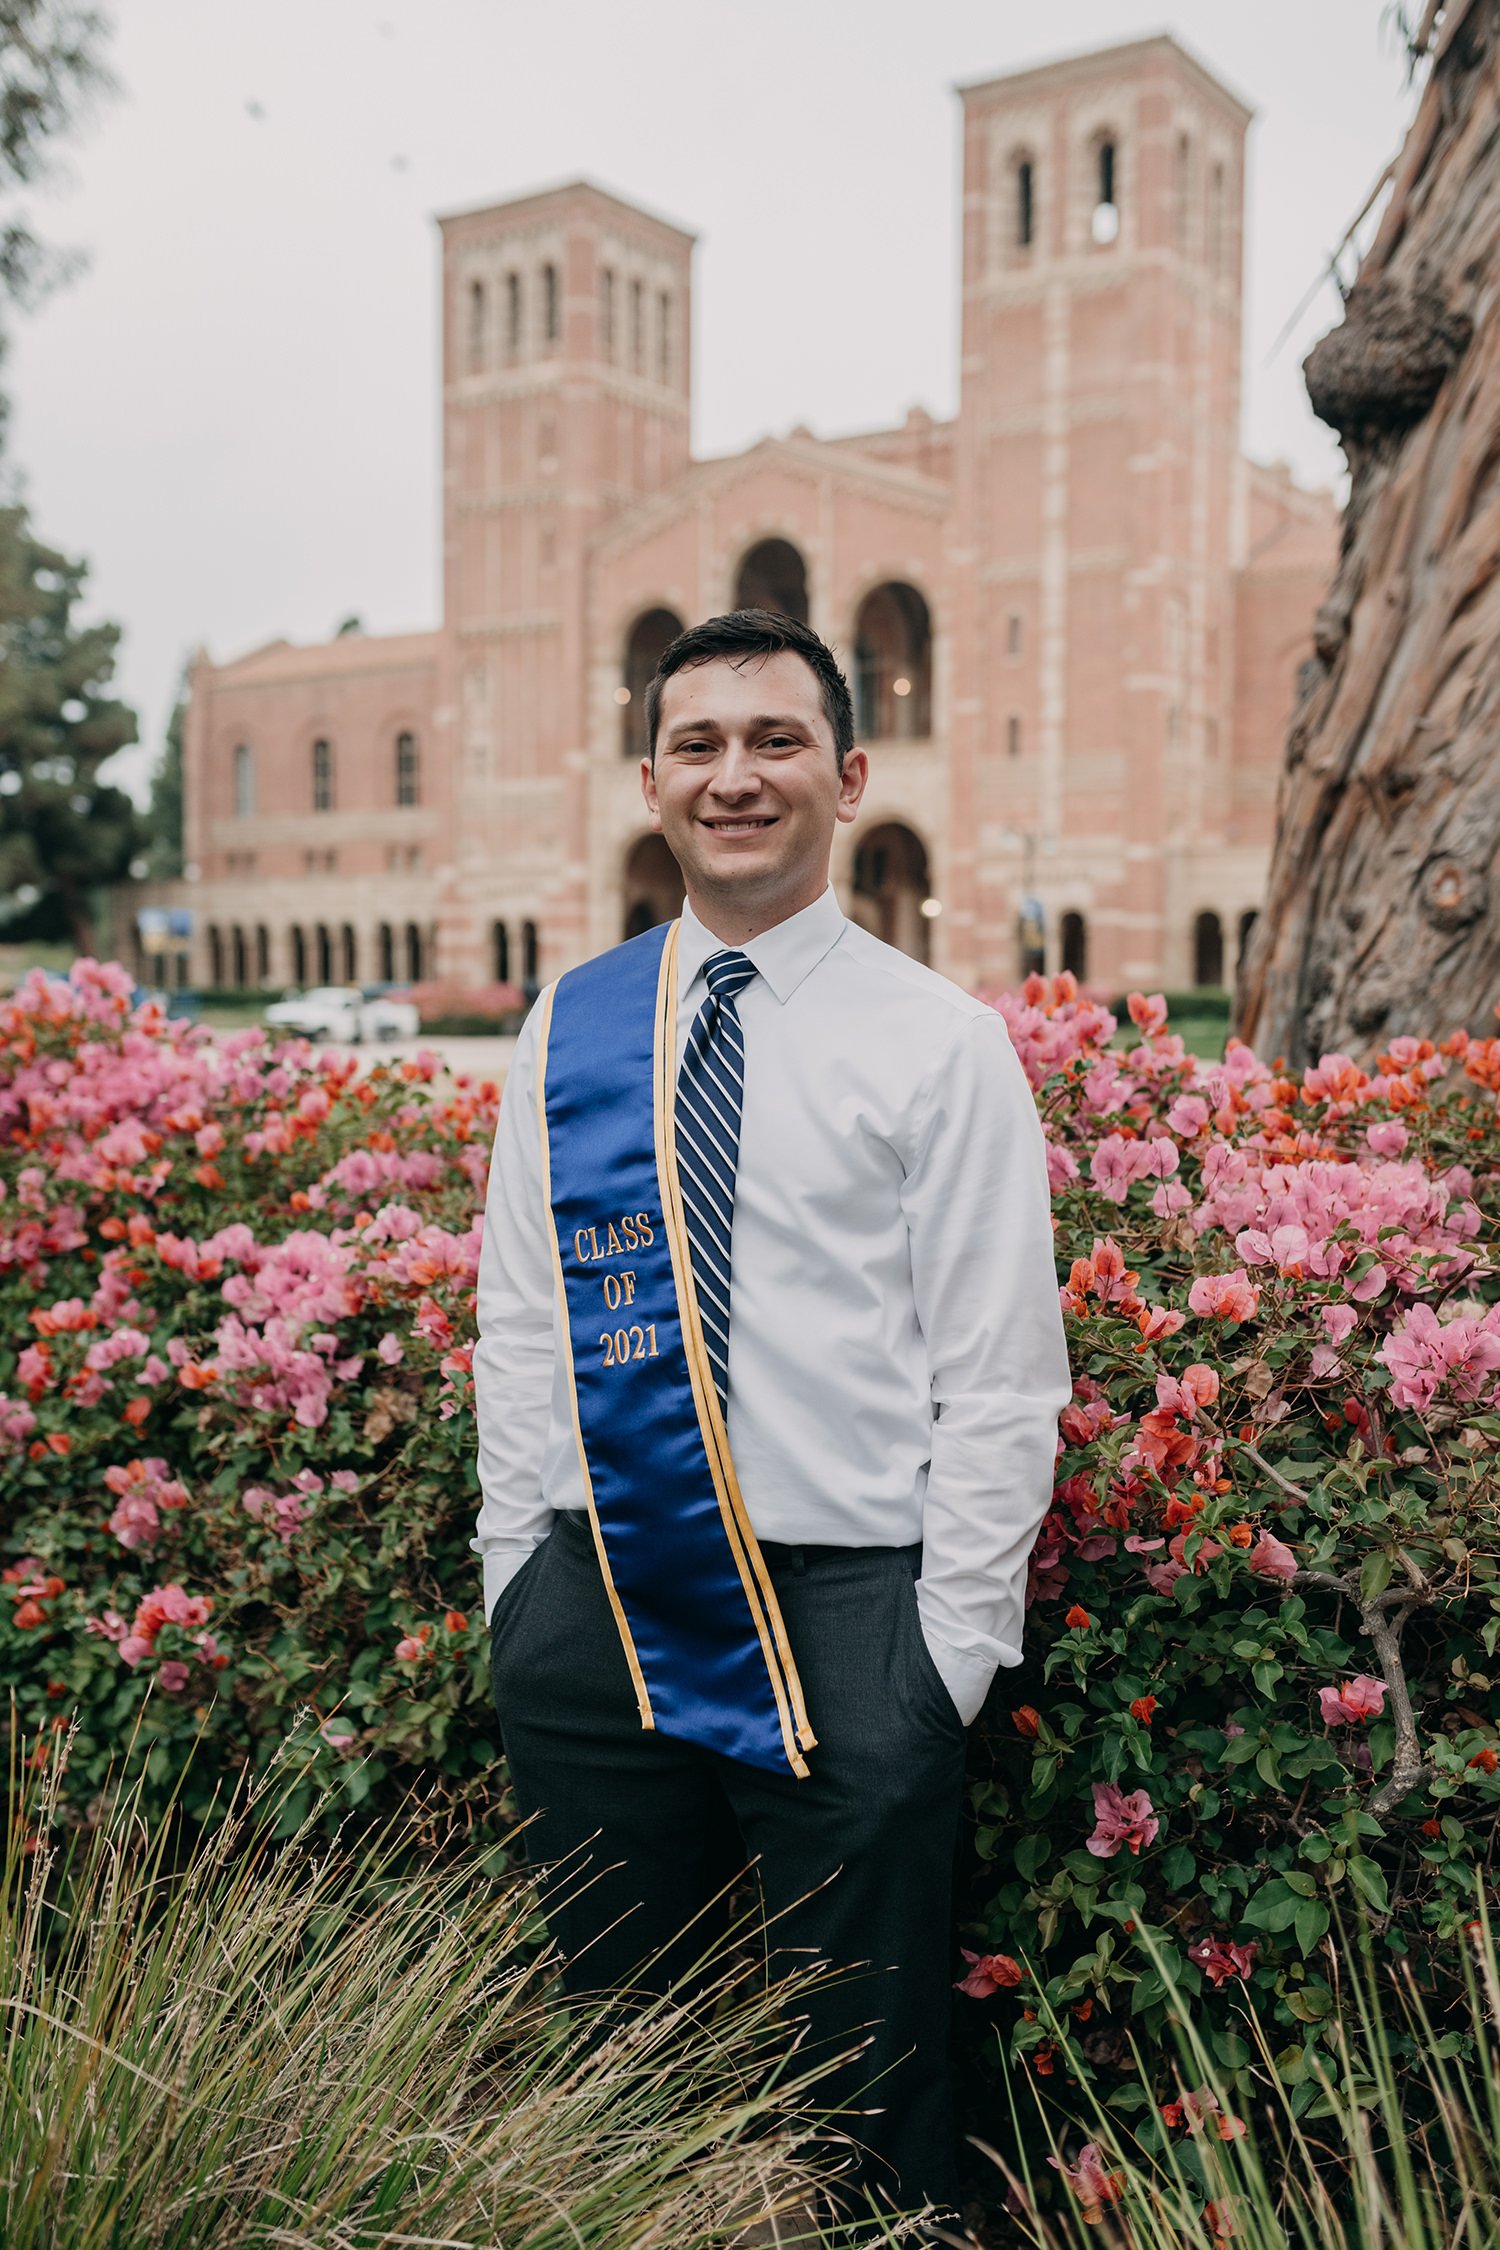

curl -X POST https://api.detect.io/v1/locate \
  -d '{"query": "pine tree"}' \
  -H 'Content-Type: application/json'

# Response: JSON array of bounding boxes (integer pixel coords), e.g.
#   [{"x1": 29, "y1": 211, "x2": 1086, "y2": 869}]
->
[{"x1": 0, "y1": 500, "x2": 137, "y2": 953}]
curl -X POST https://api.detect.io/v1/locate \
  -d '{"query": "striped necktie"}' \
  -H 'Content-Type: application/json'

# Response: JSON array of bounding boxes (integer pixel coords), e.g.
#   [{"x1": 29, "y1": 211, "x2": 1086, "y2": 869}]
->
[{"x1": 675, "y1": 949, "x2": 757, "y2": 1413}]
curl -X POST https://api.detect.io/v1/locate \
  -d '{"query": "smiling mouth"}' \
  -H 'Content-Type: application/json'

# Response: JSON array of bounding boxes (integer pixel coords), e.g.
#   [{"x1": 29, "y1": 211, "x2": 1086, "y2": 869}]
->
[{"x1": 702, "y1": 816, "x2": 777, "y2": 834}]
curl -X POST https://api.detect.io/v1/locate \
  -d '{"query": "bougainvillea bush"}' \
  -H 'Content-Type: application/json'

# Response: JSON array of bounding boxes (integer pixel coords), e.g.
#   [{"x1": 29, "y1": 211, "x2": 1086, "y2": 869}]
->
[{"x1": 2, "y1": 959, "x2": 1499, "y2": 2136}]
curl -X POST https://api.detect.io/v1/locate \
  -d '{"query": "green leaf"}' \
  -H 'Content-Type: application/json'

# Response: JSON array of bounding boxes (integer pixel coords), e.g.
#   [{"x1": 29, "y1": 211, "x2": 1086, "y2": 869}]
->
[
  {"x1": 1348, "y1": 1856, "x2": 1390, "y2": 1914},
  {"x1": 1160, "y1": 1843, "x2": 1196, "y2": 1892},
  {"x1": 1255, "y1": 1744, "x2": 1283, "y2": 1789},
  {"x1": 1294, "y1": 1899, "x2": 1330, "y2": 1955},
  {"x1": 1015, "y1": 1833, "x2": 1051, "y2": 1881},
  {"x1": 1359, "y1": 1551, "x2": 1394, "y2": 1603},
  {"x1": 1283, "y1": 1869, "x2": 1317, "y2": 1898}
]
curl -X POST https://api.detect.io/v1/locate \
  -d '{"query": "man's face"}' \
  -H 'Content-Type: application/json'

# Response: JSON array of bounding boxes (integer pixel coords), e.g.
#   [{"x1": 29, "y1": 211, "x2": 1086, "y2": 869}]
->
[{"x1": 642, "y1": 650, "x2": 867, "y2": 923}]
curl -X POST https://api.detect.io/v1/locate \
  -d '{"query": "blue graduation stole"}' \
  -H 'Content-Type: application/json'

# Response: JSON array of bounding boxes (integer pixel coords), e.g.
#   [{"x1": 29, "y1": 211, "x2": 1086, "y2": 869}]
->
[{"x1": 534, "y1": 918, "x2": 815, "y2": 1778}]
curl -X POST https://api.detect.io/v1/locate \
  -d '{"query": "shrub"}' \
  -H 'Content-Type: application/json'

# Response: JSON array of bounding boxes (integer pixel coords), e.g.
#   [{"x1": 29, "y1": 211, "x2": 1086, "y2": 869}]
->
[
  {"x1": 955, "y1": 978, "x2": 1500, "y2": 2142},
  {"x1": 1, "y1": 959, "x2": 1498, "y2": 2140}
]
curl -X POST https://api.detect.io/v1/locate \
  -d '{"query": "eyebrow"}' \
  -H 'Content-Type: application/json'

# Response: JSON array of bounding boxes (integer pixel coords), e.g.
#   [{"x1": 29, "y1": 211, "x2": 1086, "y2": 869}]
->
[{"x1": 662, "y1": 713, "x2": 810, "y2": 745}]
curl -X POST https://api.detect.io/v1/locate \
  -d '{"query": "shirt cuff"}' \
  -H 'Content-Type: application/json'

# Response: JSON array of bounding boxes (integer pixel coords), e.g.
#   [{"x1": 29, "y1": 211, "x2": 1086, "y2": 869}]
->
[
  {"x1": 922, "y1": 1631, "x2": 1002, "y2": 1727},
  {"x1": 481, "y1": 1536, "x2": 549, "y2": 1624}
]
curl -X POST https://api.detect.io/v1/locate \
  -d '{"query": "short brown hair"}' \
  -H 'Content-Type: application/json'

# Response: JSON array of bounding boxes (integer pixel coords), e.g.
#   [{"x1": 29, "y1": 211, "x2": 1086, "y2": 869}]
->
[{"x1": 644, "y1": 609, "x2": 854, "y2": 771}]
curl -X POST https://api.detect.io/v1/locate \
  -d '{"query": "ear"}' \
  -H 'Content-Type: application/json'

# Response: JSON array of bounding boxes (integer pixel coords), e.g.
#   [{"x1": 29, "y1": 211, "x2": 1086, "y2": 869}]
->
[
  {"x1": 835, "y1": 746, "x2": 869, "y2": 825},
  {"x1": 640, "y1": 755, "x2": 663, "y2": 831}
]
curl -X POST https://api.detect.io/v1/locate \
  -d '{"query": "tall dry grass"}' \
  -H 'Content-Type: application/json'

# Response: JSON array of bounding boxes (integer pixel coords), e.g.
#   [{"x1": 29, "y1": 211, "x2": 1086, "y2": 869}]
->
[
  {"x1": 988, "y1": 1905, "x2": 1500, "y2": 2249},
  {"x1": 1, "y1": 1713, "x2": 895, "y2": 2248}
]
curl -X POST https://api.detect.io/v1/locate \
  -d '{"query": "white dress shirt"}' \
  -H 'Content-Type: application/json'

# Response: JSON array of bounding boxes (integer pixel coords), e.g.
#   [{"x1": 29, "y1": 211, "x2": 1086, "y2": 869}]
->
[{"x1": 472, "y1": 885, "x2": 1071, "y2": 1725}]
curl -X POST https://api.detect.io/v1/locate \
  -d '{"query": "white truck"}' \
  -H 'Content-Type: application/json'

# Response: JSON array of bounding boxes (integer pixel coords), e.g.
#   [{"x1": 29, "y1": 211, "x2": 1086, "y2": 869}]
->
[{"x1": 262, "y1": 985, "x2": 421, "y2": 1045}]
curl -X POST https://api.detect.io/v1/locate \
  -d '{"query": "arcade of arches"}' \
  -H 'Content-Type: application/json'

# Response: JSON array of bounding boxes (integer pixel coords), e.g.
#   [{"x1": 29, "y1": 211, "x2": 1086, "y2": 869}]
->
[
  {"x1": 849, "y1": 822, "x2": 933, "y2": 965},
  {"x1": 619, "y1": 608, "x2": 683, "y2": 760},
  {"x1": 854, "y1": 582, "x2": 931, "y2": 740},
  {"x1": 734, "y1": 538, "x2": 809, "y2": 622},
  {"x1": 622, "y1": 833, "x2": 686, "y2": 940}
]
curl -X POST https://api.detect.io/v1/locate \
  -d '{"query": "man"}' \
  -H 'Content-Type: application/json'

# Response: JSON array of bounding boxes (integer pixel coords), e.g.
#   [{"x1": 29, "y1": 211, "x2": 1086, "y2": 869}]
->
[{"x1": 473, "y1": 608, "x2": 1069, "y2": 2230}]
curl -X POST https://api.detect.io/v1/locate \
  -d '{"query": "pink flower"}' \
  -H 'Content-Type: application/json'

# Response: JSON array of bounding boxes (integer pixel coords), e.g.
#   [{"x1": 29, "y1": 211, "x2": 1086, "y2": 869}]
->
[
  {"x1": 1379, "y1": 1301, "x2": 1500, "y2": 1411},
  {"x1": 1168, "y1": 1094, "x2": 1210, "y2": 1138},
  {"x1": 1319, "y1": 1674, "x2": 1387, "y2": 1727},
  {"x1": 394, "y1": 1633, "x2": 427, "y2": 1661},
  {"x1": 118, "y1": 1634, "x2": 152, "y2": 1668},
  {"x1": 1151, "y1": 1180, "x2": 1194, "y2": 1217},
  {"x1": 1048, "y1": 2142, "x2": 1124, "y2": 2219},
  {"x1": 1143, "y1": 1558, "x2": 1187, "y2": 1594},
  {"x1": 1247, "y1": 1530, "x2": 1297, "y2": 1580},
  {"x1": 1188, "y1": 1269, "x2": 1260, "y2": 1323},
  {"x1": 1087, "y1": 1780, "x2": 1159, "y2": 1859},
  {"x1": 377, "y1": 1331, "x2": 404, "y2": 1366},
  {"x1": 1187, "y1": 1935, "x2": 1257, "y2": 1986},
  {"x1": 1321, "y1": 1302, "x2": 1357, "y2": 1346},
  {"x1": 954, "y1": 1948, "x2": 1023, "y2": 1997},
  {"x1": 1366, "y1": 1119, "x2": 1408, "y2": 1156},
  {"x1": 156, "y1": 1660, "x2": 190, "y2": 1693}
]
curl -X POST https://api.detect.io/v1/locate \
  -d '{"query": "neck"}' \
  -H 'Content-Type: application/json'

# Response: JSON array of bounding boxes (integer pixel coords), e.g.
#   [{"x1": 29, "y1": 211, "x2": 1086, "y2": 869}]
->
[{"x1": 682, "y1": 873, "x2": 828, "y2": 948}]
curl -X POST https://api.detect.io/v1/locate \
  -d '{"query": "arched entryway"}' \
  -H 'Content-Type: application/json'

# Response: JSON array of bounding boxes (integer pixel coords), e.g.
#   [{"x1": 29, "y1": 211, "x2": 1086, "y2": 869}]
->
[
  {"x1": 849, "y1": 821, "x2": 933, "y2": 964},
  {"x1": 622, "y1": 833, "x2": 686, "y2": 940},
  {"x1": 853, "y1": 582, "x2": 932, "y2": 739},
  {"x1": 734, "y1": 538, "x2": 809, "y2": 622},
  {"x1": 618, "y1": 607, "x2": 684, "y2": 760}
]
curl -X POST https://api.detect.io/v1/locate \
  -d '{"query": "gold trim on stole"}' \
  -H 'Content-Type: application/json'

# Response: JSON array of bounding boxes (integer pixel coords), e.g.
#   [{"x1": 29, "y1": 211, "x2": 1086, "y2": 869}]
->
[
  {"x1": 653, "y1": 924, "x2": 817, "y2": 1774},
  {"x1": 533, "y1": 980, "x2": 655, "y2": 1733}
]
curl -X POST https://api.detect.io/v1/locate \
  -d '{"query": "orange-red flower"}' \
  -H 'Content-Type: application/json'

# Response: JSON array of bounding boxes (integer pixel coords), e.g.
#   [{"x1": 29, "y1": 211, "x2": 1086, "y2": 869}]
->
[
  {"x1": 1130, "y1": 1694, "x2": 1157, "y2": 1725},
  {"x1": 1064, "y1": 1603, "x2": 1091, "y2": 1630}
]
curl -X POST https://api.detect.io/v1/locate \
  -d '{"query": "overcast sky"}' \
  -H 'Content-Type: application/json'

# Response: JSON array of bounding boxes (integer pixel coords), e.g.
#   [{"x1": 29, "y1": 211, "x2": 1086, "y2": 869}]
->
[{"x1": 7, "y1": 0, "x2": 1417, "y2": 796}]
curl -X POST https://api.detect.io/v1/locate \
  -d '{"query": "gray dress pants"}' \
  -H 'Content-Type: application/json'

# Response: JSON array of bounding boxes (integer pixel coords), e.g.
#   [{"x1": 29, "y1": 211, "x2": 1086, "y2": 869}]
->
[{"x1": 490, "y1": 1507, "x2": 968, "y2": 2222}]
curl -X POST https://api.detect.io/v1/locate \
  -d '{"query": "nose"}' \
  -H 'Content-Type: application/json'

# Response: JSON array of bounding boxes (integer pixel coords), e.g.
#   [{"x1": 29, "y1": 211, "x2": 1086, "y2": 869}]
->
[{"x1": 709, "y1": 739, "x2": 762, "y2": 800}]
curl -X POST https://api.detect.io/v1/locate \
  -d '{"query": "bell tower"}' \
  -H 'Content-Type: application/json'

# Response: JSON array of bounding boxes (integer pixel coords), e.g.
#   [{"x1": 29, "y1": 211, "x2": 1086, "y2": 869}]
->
[
  {"x1": 948, "y1": 37, "x2": 1250, "y2": 989},
  {"x1": 434, "y1": 181, "x2": 694, "y2": 982}
]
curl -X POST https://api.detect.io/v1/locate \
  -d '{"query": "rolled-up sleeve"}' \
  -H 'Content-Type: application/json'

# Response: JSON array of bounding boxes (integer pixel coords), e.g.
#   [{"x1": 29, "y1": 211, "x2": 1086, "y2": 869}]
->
[
  {"x1": 903, "y1": 1009, "x2": 1071, "y2": 1723},
  {"x1": 471, "y1": 1007, "x2": 558, "y2": 1621}
]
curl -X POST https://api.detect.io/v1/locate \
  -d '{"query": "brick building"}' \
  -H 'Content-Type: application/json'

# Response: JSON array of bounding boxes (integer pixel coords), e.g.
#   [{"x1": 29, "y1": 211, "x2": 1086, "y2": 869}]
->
[{"x1": 152, "y1": 33, "x2": 1337, "y2": 999}]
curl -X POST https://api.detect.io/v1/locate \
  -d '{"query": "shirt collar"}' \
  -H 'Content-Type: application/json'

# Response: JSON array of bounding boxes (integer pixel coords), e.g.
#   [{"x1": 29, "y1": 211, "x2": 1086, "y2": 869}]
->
[{"x1": 677, "y1": 885, "x2": 846, "y2": 1005}]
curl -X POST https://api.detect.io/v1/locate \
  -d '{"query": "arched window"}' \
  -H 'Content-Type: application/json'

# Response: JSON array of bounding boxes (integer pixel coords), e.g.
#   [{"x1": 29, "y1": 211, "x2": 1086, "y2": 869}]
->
[
  {"x1": 316, "y1": 923, "x2": 333, "y2": 983},
  {"x1": 1237, "y1": 908, "x2": 1258, "y2": 971},
  {"x1": 1208, "y1": 162, "x2": 1226, "y2": 276},
  {"x1": 1007, "y1": 612, "x2": 1023, "y2": 659},
  {"x1": 404, "y1": 923, "x2": 424, "y2": 981},
  {"x1": 1174, "y1": 133, "x2": 1191, "y2": 255},
  {"x1": 618, "y1": 607, "x2": 685, "y2": 758},
  {"x1": 378, "y1": 922, "x2": 394, "y2": 982},
  {"x1": 312, "y1": 738, "x2": 334, "y2": 812},
  {"x1": 254, "y1": 924, "x2": 270, "y2": 983},
  {"x1": 1006, "y1": 714, "x2": 1022, "y2": 758},
  {"x1": 1016, "y1": 156, "x2": 1034, "y2": 248},
  {"x1": 733, "y1": 537, "x2": 809, "y2": 623},
  {"x1": 506, "y1": 271, "x2": 522, "y2": 358},
  {"x1": 290, "y1": 926, "x2": 307, "y2": 986},
  {"x1": 853, "y1": 581, "x2": 932, "y2": 740},
  {"x1": 657, "y1": 289, "x2": 671, "y2": 384},
  {"x1": 233, "y1": 741, "x2": 255, "y2": 818},
  {"x1": 468, "y1": 279, "x2": 486, "y2": 373},
  {"x1": 522, "y1": 919, "x2": 539, "y2": 986},
  {"x1": 629, "y1": 278, "x2": 645, "y2": 372},
  {"x1": 622, "y1": 833, "x2": 685, "y2": 941},
  {"x1": 395, "y1": 730, "x2": 420, "y2": 807},
  {"x1": 851, "y1": 822, "x2": 934, "y2": 964},
  {"x1": 231, "y1": 925, "x2": 247, "y2": 986},
  {"x1": 1061, "y1": 911, "x2": 1087, "y2": 981},
  {"x1": 1194, "y1": 910, "x2": 1225, "y2": 988},
  {"x1": 600, "y1": 266, "x2": 615, "y2": 358},
  {"x1": 542, "y1": 262, "x2": 559, "y2": 346},
  {"x1": 493, "y1": 920, "x2": 510, "y2": 982},
  {"x1": 341, "y1": 924, "x2": 357, "y2": 982},
  {"x1": 208, "y1": 925, "x2": 224, "y2": 986},
  {"x1": 1092, "y1": 135, "x2": 1120, "y2": 245}
]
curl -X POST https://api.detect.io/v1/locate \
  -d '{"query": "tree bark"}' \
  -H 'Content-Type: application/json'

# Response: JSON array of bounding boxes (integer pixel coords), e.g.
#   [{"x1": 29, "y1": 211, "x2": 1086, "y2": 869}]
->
[{"x1": 1237, "y1": 0, "x2": 1500, "y2": 1066}]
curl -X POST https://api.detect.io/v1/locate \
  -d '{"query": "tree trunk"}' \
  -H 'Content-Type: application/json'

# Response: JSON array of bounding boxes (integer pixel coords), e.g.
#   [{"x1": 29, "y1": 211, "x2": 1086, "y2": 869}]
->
[{"x1": 1237, "y1": 0, "x2": 1500, "y2": 1067}]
